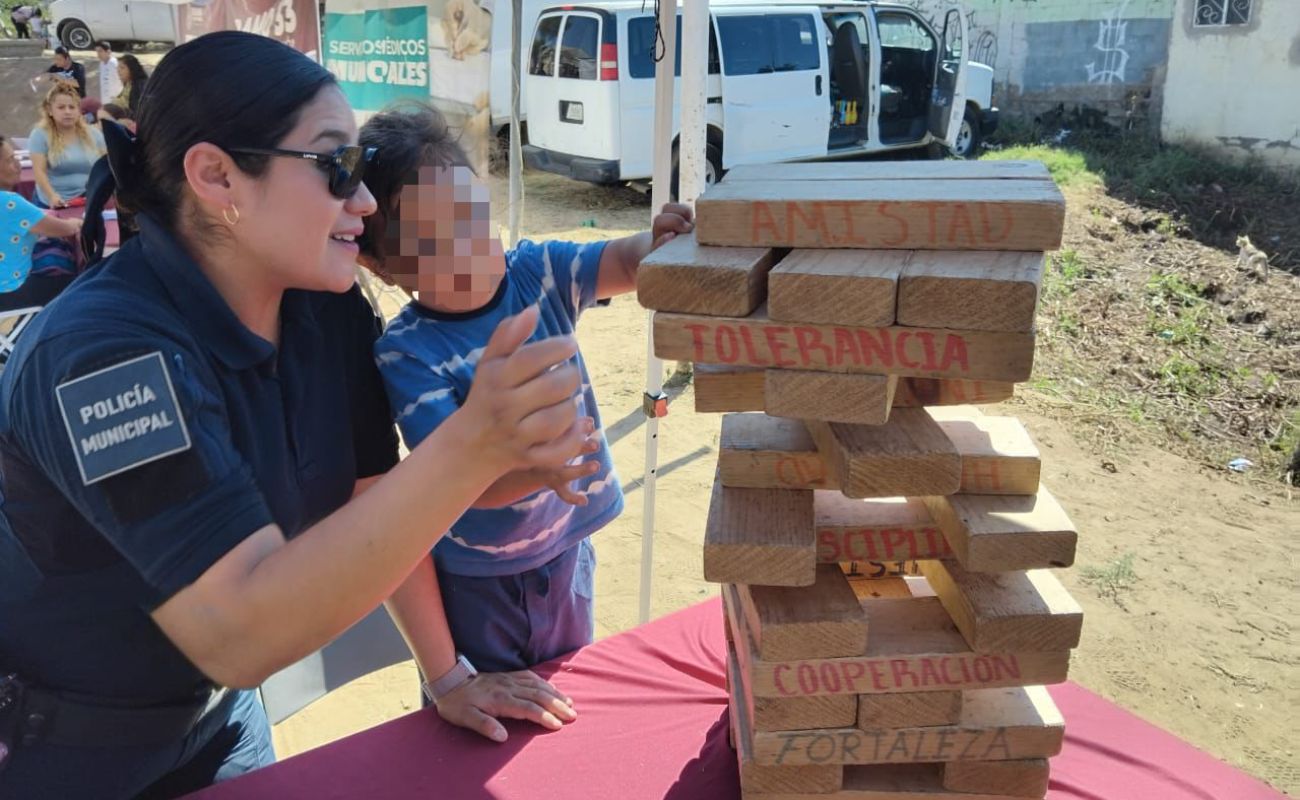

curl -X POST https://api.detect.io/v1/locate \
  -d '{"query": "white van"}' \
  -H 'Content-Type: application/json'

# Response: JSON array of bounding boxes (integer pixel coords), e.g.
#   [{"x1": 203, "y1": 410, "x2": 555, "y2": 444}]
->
[
  {"x1": 522, "y1": 0, "x2": 997, "y2": 188},
  {"x1": 50, "y1": 0, "x2": 176, "y2": 50}
]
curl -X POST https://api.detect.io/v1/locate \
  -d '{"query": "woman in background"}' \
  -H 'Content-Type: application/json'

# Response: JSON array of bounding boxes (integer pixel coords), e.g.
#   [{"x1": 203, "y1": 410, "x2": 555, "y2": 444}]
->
[
  {"x1": 114, "y1": 54, "x2": 150, "y2": 115},
  {"x1": 28, "y1": 81, "x2": 106, "y2": 208}
]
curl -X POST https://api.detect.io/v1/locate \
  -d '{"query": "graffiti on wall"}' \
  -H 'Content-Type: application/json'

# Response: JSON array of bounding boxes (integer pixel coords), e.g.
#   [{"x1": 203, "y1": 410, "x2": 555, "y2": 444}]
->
[{"x1": 1085, "y1": 0, "x2": 1131, "y2": 84}]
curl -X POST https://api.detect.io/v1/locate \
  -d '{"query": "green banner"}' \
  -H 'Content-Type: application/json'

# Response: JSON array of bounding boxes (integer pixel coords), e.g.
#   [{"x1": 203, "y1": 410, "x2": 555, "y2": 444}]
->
[{"x1": 323, "y1": 5, "x2": 430, "y2": 112}]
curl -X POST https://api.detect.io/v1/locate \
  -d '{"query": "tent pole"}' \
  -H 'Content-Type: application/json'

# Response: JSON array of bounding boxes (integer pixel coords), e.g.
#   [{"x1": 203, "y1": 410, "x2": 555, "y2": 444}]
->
[
  {"x1": 640, "y1": 0, "x2": 678, "y2": 625},
  {"x1": 508, "y1": 0, "x2": 524, "y2": 248},
  {"x1": 678, "y1": 0, "x2": 710, "y2": 206}
]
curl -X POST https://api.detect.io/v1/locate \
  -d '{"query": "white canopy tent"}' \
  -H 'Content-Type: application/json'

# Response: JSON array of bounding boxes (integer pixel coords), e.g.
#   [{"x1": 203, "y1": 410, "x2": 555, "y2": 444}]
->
[{"x1": 505, "y1": 0, "x2": 709, "y2": 624}]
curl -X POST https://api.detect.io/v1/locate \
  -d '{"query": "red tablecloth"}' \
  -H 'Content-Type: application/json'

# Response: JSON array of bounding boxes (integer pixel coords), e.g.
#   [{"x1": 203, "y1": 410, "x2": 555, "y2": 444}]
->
[{"x1": 189, "y1": 599, "x2": 1285, "y2": 800}]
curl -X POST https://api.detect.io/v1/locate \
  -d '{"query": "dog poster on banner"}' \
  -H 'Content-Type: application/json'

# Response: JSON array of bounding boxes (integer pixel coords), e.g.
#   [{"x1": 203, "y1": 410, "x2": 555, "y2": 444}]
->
[
  {"x1": 177, "y1": 0, "x2": 322, "y2": 59},
  {"x1": 324, "y1": 0, "x2": 494, "y2": 177}
]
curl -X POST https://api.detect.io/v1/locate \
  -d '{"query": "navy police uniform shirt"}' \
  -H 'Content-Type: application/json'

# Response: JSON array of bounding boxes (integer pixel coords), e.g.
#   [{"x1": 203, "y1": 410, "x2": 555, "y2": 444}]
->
[{"x1": 0, "y1": 213, "x2": 400, "y2": 704}]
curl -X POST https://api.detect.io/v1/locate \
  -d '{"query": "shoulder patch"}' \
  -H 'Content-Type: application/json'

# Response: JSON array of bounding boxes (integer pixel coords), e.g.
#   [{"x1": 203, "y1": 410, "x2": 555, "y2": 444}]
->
[{"x1": 54, "y1": 351, "x2": 193, "y2": 485}]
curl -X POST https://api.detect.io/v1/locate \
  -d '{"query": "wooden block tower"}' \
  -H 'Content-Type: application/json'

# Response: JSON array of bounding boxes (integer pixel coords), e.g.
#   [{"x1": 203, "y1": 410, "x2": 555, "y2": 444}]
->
[{"x1": 639, "y1": 160, "x2": 1081, "y2": 800}]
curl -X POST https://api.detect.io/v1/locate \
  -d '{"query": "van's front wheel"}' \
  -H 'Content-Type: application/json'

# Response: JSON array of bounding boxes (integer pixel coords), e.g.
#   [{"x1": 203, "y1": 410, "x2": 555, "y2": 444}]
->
[{"x1": 670, "y1": 142, "x2": 723, "y2": 203}]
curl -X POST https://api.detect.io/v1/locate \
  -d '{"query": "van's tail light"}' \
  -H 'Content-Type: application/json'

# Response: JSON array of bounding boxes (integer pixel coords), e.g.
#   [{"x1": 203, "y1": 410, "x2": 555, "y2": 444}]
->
[{"x1": 600, "y1": 43, "x2": 618, "y2": 80}]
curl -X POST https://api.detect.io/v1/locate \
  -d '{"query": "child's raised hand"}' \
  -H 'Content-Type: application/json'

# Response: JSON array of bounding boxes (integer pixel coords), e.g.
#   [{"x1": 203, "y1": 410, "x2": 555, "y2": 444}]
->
[
  {"x1": 434, "y1": 669, "x2": 577, "y2": 743},
  {"x1": 650, "y1": 202, "x2": 695, "y2": 250},
  {"x1": 536, "y1": 438, "x2": 601, "y2": 506},
  {"x1": 459, "y1": 306, "x2": 586, "y2": 474}
]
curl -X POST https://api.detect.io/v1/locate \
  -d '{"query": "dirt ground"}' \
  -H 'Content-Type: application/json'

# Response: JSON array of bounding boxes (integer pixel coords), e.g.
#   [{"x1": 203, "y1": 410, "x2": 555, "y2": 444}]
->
[{"x1": 273, "y1": 170, "x2": 1299, "y2": 796}]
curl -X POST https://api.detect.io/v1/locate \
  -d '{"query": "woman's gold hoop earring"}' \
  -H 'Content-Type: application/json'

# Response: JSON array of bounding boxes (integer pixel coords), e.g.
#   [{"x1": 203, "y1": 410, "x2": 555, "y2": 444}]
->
[{"x1": 221, "y1": 205, "x2": 240, "y2": 227}]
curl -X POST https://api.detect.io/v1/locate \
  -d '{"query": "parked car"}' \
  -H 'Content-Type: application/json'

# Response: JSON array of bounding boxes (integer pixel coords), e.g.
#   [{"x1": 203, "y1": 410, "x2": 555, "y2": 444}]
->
[
  {"x1": 50, "y1": 0, "x2": 177, "y2": 50},
  {"x1": 522, "y1": 0, "x2": 997, "y2": 190}
]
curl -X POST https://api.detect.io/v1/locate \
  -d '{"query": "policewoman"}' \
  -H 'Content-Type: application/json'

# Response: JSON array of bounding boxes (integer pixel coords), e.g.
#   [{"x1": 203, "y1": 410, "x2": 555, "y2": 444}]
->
[{"x1": 0, "y1": 32, "x2": 589, "y2": 799}]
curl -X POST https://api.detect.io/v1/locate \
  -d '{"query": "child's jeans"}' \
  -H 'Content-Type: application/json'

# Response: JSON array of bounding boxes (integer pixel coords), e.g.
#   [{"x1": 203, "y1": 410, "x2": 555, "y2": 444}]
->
[{"x1": 436, "y1": 537, "x2": 597, "y2": 675}]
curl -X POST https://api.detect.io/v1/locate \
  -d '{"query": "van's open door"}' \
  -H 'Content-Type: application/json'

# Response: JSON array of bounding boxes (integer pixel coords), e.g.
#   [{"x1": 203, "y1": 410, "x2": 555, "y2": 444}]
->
[{"x1": 927, "y1": 8, "x2": 967, "y2": 148}]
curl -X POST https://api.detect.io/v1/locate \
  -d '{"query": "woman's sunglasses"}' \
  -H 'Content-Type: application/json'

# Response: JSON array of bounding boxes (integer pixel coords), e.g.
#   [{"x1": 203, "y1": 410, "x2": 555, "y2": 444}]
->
[{"x1": 226, "y1": 144, "x2": 378, "y2": 200}]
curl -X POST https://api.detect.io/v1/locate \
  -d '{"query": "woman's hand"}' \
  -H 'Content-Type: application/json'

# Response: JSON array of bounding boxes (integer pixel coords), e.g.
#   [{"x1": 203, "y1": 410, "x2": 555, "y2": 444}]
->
[
  {"x1": 48, "y1": 192, "x2": 66, "y2": 209},
  {"x1": 457, "y1": 305, "x2": 587, "y2": 474},
  {"x1": 435, "y1": 670, "x2": 577, "y2": 743}
]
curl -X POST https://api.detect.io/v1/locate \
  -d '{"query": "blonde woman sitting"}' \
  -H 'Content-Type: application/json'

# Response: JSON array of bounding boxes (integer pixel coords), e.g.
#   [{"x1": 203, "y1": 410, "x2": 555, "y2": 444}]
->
[{"x1": 28, "y1": 82, "x2": 106, "y2": 209}]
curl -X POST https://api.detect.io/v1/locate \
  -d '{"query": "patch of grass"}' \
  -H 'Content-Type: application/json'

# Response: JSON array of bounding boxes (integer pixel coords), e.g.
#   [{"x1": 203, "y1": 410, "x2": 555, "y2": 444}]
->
[
  {"x1": 1144, "y1": 271, "x2": 1205, "y2": 309},
  {"x1": 1081, "y1": 553, "x2": 1138, "y2": 608},
  {"x1": 1155, "y1": 355, "x2": 1223, "y2": 397},
  {"x1": 1044, "y1": 249, "x2": 1087, "y2": 299},
  {"x1": 982, "y1": 145, "x2": 1100, "y2": 189}
]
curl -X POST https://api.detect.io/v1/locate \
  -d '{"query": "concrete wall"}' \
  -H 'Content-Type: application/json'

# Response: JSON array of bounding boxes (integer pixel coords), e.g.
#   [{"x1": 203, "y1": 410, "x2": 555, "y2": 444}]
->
[
  {"x1": 897, "y1": 0, "x2": 1175, "y2": 127},
  {"x1": 1161, "y1": 0, "x2": 1300, "y2": 169}
]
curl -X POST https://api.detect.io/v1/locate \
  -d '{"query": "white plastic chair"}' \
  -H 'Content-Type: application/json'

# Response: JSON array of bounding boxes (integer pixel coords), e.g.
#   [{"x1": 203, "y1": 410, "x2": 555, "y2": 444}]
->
[{"x1": 0, "y1": 305, "x2": 43, "y2": 367}]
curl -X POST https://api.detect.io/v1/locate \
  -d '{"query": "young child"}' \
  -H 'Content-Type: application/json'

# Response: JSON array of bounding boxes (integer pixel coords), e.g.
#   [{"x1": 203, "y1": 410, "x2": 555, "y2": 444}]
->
[{"x1": 358, "y1": 103, "x2": 692, "y2": 743}]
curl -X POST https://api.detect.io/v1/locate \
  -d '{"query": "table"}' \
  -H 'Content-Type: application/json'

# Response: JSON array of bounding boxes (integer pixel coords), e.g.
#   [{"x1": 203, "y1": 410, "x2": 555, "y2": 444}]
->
[{"x1": 189, "y1": 599, "x2": 1286, "y2": 800}]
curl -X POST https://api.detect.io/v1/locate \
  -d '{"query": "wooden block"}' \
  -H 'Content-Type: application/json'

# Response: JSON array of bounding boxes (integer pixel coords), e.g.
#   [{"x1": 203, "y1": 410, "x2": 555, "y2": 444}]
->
[
  {"x1": 695, "y1": 179, "x2": 1065, "y2": 251},
  {"x1": 727, "y1": 644, "x2": 845, "y2": 793},
  {"x1": 705, "y1": 469, "x2": 816, "y2": 587},
  {"x1": 923, "y1": 486, "x2": 1078, "y2": 572},
  {"x1": 815, "y1": 494, "x2": 946, "y2": 565},
  {"x1": 923, "y1": 406, "x2": 985, "y2": 422},
  {"x1": 727, "y1": 602, "x2": 859, "y2": 733},
  {"x1": 892, "y1": 379, "x2": 1015, "y2": 407},
  {"x1": 695, "y1": 363, "x2": 766, "y2": 412},
  {"x1": 768, "y1": 250, "x2": 902, "y2": 327},
  {"x1": 732, "y1": 583, "x2": 1071, "y2": 699},
  {"x1": 807, "y1": 410, "x2": 962, "y2": 499},
  {"x1": 897, "y1": 251, "x2": 1045, "y2": 333},
  {"x1": 934, "y1": 416, "x2": 1041, "y2": 496},
  {"x1": 742, "y1": 763, "x2": 1041, "y2": 800},
  {"x1": 694, "y1": 365, "x2": 1014, "y2": 414},
  {"x1": 845, "y1": 574, "x2": 924, "y2": 602},
  {"x1": 636, "y1": 232, "x2": 782, "y2": 316},
  {"x1": 858, "y1": 691, "x2": 964, "y2": 729},
  {"x1": 720, "y1": 413, "x2": 839, "y2": 491},
  {"x1": 943, "y1": 759, "x2": 1050, "y2": 798},
  {"x1": 766, "y1": 371, "x2": 898, "y2": 425},
  {"x1": 738, "y1": 565, "x2": 869, "y2": 660},
  {"x1": 653, "y1": 309, "x2": 1036, "y2": 383},
  {"x1": 750, "y1": 685, "x2": 1065, "y2": 766},
  {"x1": 721, "y1": 160, "x2": 1053, "y2": 183},
  {"x1": 919, "y1": 561, "x2": 1083, "y2": 653}
]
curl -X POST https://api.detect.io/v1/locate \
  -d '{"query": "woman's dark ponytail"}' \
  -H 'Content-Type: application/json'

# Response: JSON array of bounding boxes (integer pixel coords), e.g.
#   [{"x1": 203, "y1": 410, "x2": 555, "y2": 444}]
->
[
  {"x1": 81, "y1": 120, "x2": 138, "y2": 265},
  {"x1": 80, "y1": 31, "x2": 337, "y2": 263}
]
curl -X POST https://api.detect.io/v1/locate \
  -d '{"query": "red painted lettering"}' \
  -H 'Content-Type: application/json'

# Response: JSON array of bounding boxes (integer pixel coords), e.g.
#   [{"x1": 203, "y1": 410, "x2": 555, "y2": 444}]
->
[
  {"x1": 788, "y1": 202, "x2": 829, "y2": 243},
  {"x1": 793, "y1": 327, "x2": 832, "y2": 367},
  {"x1": 890, "y1": 659, "x2": 918, "y2": 689},
  {"x1": 973, "y1": 657, "x2": 993, "y2": 683},
  {"x1": 895, "y1": 331, "x2": 922, "y2": 369},
  {"x1": 965, "y1": 459, "x2": 1003, "y2": 491},
  {"x1": 716, "y1": 326, "x2": 739, "y2": 363},
  {"x1": 868, "y1": 661, "x2": 889, "y2": 691},
  {"x1": 817, "y1": 529, "x2": 840, "y2": 561},
  {"x1": 738, "y1": 326, "x2": 769, "y2": 365},
  {"x1": 877, "y1": 202, "x2": 909, "y2": 246},
  {"x1": 763, "y1": 326, "x2": 795, "y2": 367},
  {"x1": 819, "y1": 663, "x2": 843, "y2": 694},
  {"x1": 978, "y1": 204, "x2": 1014, "y2": 243},
  {"x1": 991, "y1": 655, "x2": 1020, "y2": 682},
  {"x1": 834, "y1": 202, "x2": 866, "y2": 246},
  {"x1": 774, "y1": 664, "x2": 795, "y2": 696},
  {"x1": 938, "y1": 657, "x2": 958, "y2": 686},
  {"x1": 841, "y1": 663, "x2": 865, "y2": 692},
  {"x1": 685, "y1": 323, "x2": 710, "y2": 361},
  {"x1": 939, "y1": 334, "x2": 970, "y2": 372},
  {"x1": 958, "y1": 656, "x2": 972, "y2": 683},
  {"x1": 921, "y1": 202, "x2": 942, "y2": 244},
  {"x1": 857, "y1": 330, "x2": 894, "y2": 367},
  {"x1": 797, "y1": 664, "x2": 818, "y2": 694},
  {"x1": 920, "y1": 657, "x2": 943, "y2": 688},
  {"x1": 946, "y1": 203, "x2": 975, "y2": 245},
  {"x1": 833, "y1": 328, "x2": 862, "y2": 366},
  {"x1": 917, "y1": 332, "x2": 939, "y2": 371},
  {"x1": 753, "y1": 202, "x2": 780, "y2": 241},
  {"x1": 882, "y1": 529, "x2": 909, "y2": 560}
]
